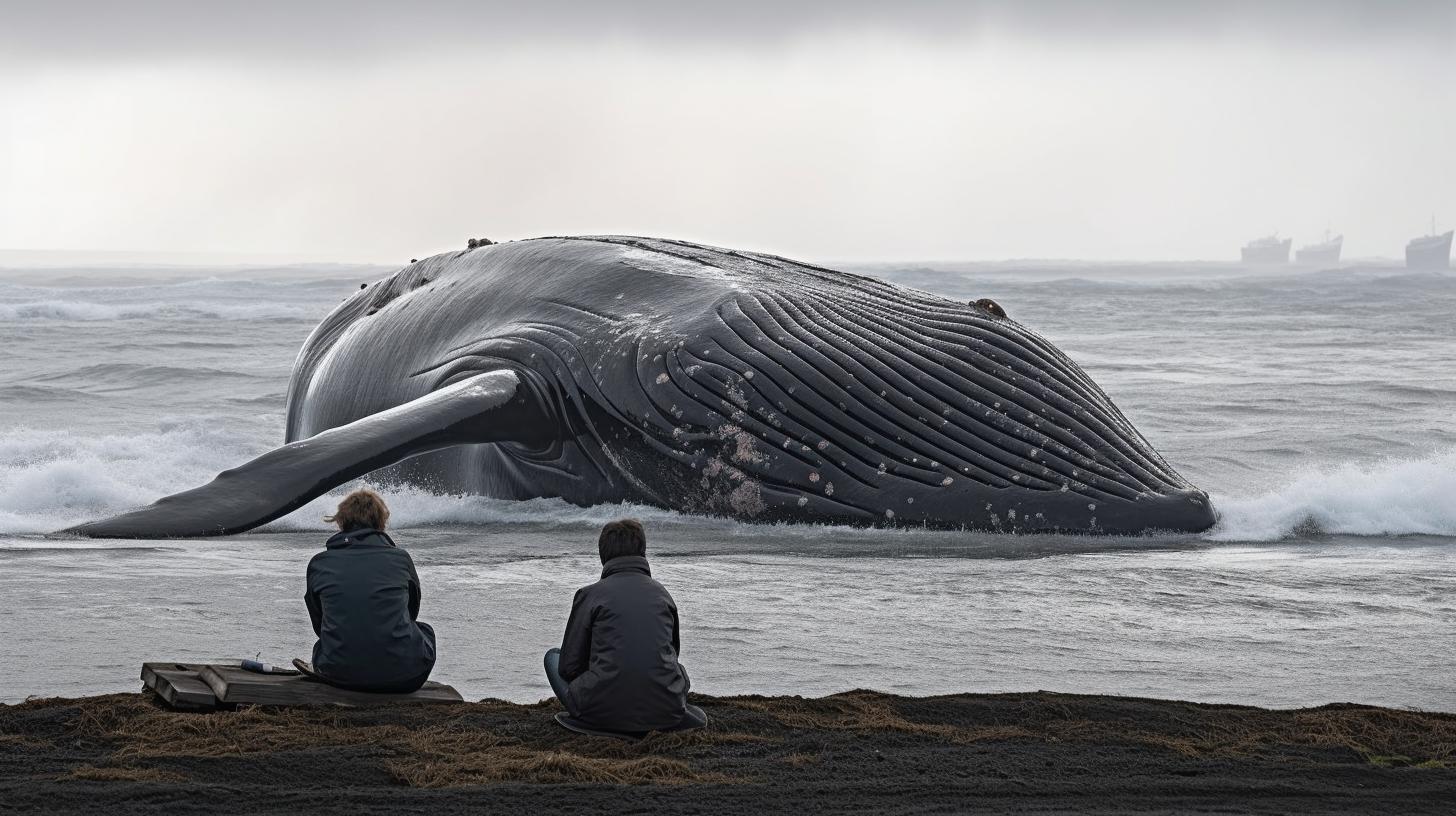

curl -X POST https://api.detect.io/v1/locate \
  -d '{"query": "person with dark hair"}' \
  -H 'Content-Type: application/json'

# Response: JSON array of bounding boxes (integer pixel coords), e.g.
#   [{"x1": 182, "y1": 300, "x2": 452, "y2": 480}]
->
[
  {"x1": 293, "y1": 489, "x2": 437, "y2": 693},
  {"x1": 544, "y1": 519, "x2": 705, "y2": 734}
]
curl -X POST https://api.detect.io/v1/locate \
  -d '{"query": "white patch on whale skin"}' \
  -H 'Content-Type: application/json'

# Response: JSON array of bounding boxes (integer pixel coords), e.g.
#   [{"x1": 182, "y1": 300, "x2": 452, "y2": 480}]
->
[
  {"x1": 727, "y1": 479, "x2": 765, "y2": 515},
  {"x1": 614, "y1": 244, "x2": 733, "y2": 279},
  {"x1": 699, "y1": 455, "x2": 766, "y2": 516},
  {"x1": 716, "y1": 424, "x2": 766, "y2": 466},
  {"x1": 723, "y1": 380, "x2": 749, "y2": 409}
]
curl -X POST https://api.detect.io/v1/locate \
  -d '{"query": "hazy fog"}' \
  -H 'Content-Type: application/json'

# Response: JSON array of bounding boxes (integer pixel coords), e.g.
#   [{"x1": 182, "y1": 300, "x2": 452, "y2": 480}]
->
[{"x1": 1, "y1": 1, "x2": 1451, "y2": 263}]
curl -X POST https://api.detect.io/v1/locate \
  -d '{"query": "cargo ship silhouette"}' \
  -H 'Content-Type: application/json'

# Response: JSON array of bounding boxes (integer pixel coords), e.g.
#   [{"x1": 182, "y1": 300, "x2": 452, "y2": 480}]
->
[
  {"x1": 1241, "y1": 235, "x2": 1292, "y2": 264},
  {"x1": 1406, "y1": 219, "x2": 1452, "y2": 270},
  {"x1": 1295, "y1": 232, "x2": 1342, "y2": 265}
]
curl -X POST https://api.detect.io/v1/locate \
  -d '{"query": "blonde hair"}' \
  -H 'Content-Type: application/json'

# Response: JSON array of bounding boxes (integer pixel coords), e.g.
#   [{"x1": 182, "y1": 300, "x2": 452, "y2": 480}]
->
[{"x1": 325, "y1": 489, "x2": 390, "y2": 532}]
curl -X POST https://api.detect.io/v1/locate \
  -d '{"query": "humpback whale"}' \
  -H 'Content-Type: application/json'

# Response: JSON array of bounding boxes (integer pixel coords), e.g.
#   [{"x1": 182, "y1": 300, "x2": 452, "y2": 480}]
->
[{"x1": 69, "y1": 236, "x2": 1215, "y2": 538}]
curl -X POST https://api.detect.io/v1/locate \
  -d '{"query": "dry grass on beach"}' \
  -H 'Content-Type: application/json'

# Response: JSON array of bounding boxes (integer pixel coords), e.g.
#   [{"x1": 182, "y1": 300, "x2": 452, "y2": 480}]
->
[
  {"x1": 3, "y1": 689, "x2": 1455, "y2": 815},
  {"x1": 20, "y1": 689, "x2": 1453, "y2": 787},
  {"x1": 50, "y1": 693, "x2": 746, "y2": 786},
  {"x1": 27, "y1": 690, "x2": 1456, "y2": 776},
  {"x1": 730, "y1": 689, "x2": 1456, "y2": 766}
]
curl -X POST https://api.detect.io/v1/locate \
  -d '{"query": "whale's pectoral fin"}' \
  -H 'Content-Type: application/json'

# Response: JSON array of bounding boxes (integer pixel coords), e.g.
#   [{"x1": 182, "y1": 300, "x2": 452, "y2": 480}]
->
[{"x1": 64, "y1": 370, "x2": 551, "y2": 539}]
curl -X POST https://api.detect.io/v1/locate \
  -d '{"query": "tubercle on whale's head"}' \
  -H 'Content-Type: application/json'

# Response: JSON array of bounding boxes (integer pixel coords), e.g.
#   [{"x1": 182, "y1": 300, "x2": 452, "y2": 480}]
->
[{"x1": 972, "y1": 298, "x2": 1008, "y2": 319}]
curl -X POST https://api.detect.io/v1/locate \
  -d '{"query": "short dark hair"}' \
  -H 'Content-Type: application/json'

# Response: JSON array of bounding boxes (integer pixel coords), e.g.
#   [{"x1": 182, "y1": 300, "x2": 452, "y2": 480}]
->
[{"x1": 598, "y1": 519, "x2": 646, "y2": 563}]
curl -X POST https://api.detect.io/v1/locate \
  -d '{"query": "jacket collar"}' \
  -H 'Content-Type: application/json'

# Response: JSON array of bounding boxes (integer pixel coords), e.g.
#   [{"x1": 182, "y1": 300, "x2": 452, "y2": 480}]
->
[
  {"x1": 326, "y1": 527, "x2": 395, "y2": 550},
  {"x1": 600, "y1": 555, "x2": 651, "y2": 578}
]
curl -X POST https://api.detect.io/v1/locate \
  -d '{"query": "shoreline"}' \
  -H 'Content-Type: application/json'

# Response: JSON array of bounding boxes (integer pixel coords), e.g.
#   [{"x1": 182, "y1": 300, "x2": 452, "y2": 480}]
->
[{"x1": 2, "y1": 689, "x2": 1453, "y2": 814}]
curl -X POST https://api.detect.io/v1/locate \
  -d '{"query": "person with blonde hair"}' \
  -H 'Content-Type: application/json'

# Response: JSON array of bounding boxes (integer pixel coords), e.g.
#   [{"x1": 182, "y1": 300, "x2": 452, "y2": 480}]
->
[{"x1": 293, "y1": 489, "x2": 437, "y2": 693}]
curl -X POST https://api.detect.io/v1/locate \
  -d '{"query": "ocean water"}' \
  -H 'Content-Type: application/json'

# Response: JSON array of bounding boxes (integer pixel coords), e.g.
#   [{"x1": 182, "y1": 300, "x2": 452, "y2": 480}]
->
[{"x1": 2, "y1": 259, "x2": 1453, "y2": 709}]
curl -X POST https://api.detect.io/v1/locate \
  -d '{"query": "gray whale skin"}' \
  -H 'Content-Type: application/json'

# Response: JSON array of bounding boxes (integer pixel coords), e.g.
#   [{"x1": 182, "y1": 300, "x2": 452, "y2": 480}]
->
[{"x1": 69, "y1": 236, "x2": 1216, "y2": 538}]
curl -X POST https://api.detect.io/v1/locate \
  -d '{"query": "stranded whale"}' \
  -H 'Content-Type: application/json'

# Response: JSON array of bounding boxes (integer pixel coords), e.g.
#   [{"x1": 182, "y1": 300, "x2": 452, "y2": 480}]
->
[{"x1": 69, "y1": 236, "x2": 1215, "y2": 538}]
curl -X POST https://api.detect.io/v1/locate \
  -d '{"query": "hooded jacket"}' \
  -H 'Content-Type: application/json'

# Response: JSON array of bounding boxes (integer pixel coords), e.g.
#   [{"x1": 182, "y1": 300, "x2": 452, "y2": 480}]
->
[
  {"x1": 305, "y1": 527, "x2": 436, "y2": 689},
  {"x1": 558, "y1": 555, "x2": 691, "y2": 731}
]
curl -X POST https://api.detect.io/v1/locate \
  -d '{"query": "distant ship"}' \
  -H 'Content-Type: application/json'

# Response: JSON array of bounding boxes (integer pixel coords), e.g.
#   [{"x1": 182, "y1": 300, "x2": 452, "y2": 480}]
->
[
  {"x1": 1406, "y1": 220, "x2": 1452, "y2": 270},
  {"x1": 1241, "y1": 235, "x2": 1292, "y2": 264},
  {"x1": 1295, "y1": 233, "x2": 1342, "y2": 265}
]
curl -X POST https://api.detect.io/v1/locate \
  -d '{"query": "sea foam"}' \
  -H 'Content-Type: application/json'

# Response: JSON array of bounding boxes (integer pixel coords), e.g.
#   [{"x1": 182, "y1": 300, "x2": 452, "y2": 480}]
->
[
  {"x1": 0, "y1": 422, "x2": 680, "y2": 536},
  {"x1": 5, "y1": 420, "x2": 1454, "y2": 543},
  {"x1": 1209, "y1": 447, "x2": 1456, "y2": 541},
  {"x1": 0, "y1": 422, "x2": 267, "y2": 534}
]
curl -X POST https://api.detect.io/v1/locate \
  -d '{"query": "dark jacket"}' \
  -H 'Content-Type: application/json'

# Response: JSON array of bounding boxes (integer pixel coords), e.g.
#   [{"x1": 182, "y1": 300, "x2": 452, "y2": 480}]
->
[
  {"x1": 305, "y1": 528, "x2": 436, "y2": 689},
  {"x1": 558, "y1": 555, "x2": 690, "y2": 731}
]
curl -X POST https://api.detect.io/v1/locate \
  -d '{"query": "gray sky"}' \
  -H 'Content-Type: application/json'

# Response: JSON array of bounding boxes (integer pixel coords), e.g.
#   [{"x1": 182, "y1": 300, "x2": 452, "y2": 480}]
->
[{"x1": 1, "y1": 1, "x2": 1452, "y2": 263}]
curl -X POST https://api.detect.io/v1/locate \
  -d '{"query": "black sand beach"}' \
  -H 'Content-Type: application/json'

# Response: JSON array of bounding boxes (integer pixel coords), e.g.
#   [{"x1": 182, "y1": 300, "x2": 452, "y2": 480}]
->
[{"x1": 2, "y1": 689, "x2": 1452, "y2": 814}]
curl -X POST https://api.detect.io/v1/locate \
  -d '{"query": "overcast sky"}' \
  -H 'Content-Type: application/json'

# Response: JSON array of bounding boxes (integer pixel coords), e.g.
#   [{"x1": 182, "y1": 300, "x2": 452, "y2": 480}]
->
[{"x1": 1, "y1": 1, "x2": 1451, "y2": 263}]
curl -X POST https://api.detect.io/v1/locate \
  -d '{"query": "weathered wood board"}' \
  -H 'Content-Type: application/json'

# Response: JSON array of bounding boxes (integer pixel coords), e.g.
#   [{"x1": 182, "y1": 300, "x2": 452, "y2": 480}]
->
[
  {"x1": 140, "y1": 663, "x2": 219, "y2": 711},
  {"x1": 141, "y1": 662, "x2": 463, "y2": 710}
]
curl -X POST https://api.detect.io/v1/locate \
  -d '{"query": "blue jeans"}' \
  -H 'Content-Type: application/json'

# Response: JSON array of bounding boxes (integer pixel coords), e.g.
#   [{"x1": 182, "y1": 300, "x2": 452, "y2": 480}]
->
[{"x1": 543, "y1": 647, "x2": 571, "y2": 709}]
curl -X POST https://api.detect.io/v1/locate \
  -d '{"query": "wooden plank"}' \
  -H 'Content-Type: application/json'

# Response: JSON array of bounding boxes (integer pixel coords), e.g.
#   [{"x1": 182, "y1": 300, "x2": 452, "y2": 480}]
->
[
  {"x1": 140, "y1": 662, "x2": 219, "y2": 710},
  {"x1": 155, "y1": 670, "x2": 221, "y2": 710},
  {"x1": 198, "y1": 664, "x2": 463, "y2": 707}
]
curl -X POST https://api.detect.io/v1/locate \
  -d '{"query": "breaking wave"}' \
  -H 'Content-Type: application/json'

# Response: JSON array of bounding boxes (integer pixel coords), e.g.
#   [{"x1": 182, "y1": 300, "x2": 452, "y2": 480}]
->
[
  {"x1": 4, "y1": 417, "x2": 1453, "y2": 547},
  {"x1": 1209, "y1": 447, "x2": 1456, "y2": 541},
  {"x1": 0, "y1": 423, "x2": 270, "y2": 534},
  {"x1": 0, "y1": 423, "x2": 683, "y2": 536}
]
